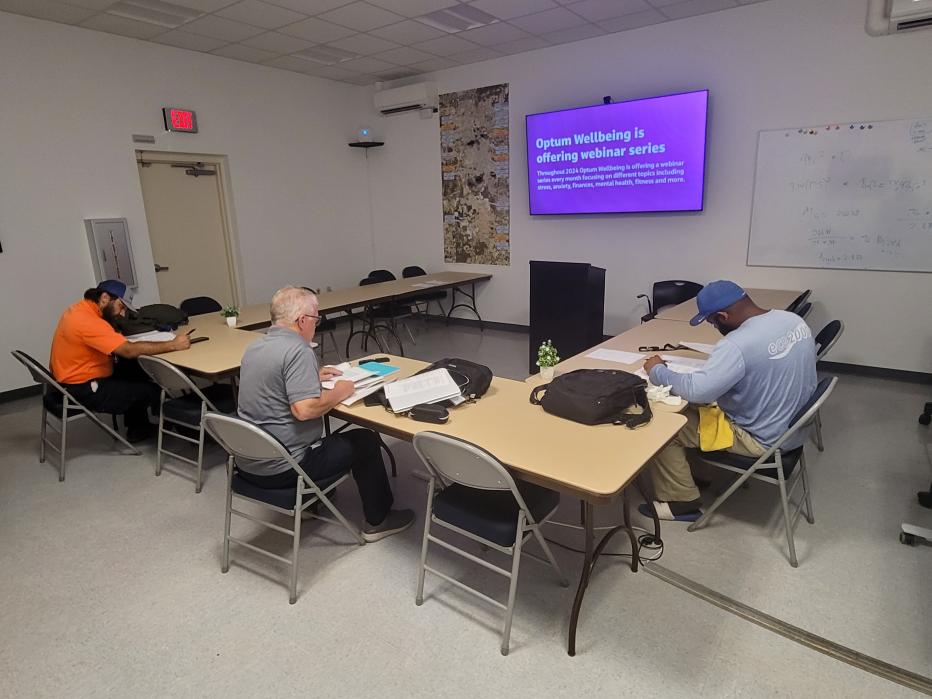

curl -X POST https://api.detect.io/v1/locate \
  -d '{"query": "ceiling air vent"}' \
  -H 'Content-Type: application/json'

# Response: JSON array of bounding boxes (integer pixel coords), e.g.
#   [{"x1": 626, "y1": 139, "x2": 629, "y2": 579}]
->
[{"x1": 418, "y1": 4, "x2": 498, "y2": 33}]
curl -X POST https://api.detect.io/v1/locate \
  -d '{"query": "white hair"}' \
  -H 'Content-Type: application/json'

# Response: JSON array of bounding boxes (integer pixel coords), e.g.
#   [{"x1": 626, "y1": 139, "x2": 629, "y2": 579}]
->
[{"x1": 270, "y1": 286, "x2": 317, "y2": 325}]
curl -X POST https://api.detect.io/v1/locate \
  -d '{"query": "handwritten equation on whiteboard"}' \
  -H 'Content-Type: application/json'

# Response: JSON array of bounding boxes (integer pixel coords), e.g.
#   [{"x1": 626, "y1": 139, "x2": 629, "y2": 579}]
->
[{"x1": 748, "y1": 118, "x2": 932, "y2": 273}]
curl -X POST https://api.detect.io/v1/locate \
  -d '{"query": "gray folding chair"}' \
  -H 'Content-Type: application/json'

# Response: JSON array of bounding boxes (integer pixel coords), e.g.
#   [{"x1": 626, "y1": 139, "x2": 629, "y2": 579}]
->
[
  {"x1": 412, "y1": 432, "x2": 568, "y2": 655},
  {"x1": 812, "y1": 320, "x2": 844, "y2": 451},
  {"x1": 10, "y1": 350, "x2": 140, "y2": 482},
  {"x1": 138, "y1": 356, "x2": 235, "y2": 493},
  {"x1": 687, "y1": 376, "x2": 838, "y2": 567},
  {"x1": 203, "y1": 413, "x2": 365, "y2": 604}
]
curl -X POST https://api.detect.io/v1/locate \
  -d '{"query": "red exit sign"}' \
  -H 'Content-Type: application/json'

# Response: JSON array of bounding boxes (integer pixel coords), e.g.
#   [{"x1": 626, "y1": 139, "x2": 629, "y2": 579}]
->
[{"x1": 162, "y1": 107, "x2": 198, "y2": 133}]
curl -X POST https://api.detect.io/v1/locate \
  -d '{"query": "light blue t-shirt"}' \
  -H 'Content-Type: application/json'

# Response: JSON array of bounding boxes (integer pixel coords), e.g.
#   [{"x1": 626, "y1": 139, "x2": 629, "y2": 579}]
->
[{"x1": 650, "y1": 310, "x2": 817, "y2": 449}]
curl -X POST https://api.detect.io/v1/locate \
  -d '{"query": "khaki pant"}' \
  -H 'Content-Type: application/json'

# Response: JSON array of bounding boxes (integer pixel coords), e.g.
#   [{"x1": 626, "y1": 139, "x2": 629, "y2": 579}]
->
[{"x1": 649, "y1": 406, "x2": 765, "y2": 502}]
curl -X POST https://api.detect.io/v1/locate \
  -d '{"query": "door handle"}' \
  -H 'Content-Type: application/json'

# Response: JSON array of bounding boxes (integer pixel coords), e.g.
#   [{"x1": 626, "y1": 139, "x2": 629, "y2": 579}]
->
[{"x1": 154, "y1": 263, "x2": 170, "y2": 272}]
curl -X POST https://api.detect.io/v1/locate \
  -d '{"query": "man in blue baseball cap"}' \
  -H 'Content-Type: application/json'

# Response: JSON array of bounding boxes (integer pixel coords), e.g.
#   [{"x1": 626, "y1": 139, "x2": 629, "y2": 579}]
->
[
  {"x1": 640, "y1": 281, "x2": 817, "y2": 522},
  {"x1": 50, "y1": 280, "x2": 190, "y2": 442}
]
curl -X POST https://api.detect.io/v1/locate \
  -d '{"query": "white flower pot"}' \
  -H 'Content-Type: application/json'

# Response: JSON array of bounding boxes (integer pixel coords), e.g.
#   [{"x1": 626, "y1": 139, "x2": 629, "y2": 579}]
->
[
  {"x1": 226, "y1": 316, "x2": 237, "y2": 328},
  {"x1": 540, "y1": 366, "x2": 555, "y2": 381}
]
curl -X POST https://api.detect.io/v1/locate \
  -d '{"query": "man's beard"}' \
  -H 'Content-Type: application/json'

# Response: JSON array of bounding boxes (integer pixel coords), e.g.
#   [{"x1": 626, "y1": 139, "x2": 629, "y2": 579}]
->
[
  {"x1": 102, "y1": 302, "x2": 120, "y2": 324},
  {"x1": 712, "y1": 319, "x2": 733, "y2": 336}
]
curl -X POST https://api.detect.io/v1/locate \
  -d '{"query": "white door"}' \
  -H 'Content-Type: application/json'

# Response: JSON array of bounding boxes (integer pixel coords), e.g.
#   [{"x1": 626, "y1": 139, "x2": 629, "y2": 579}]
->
[{"x1": 137, "y1": 160, "x2": 237, "y2": 308}]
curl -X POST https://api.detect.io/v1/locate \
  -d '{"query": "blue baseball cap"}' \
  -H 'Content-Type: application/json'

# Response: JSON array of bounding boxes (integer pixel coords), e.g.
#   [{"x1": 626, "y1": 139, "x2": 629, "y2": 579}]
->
[
  {"x1": 689, "y1": 280, "x2": 746, "y2": 326},
  {"x1": 97, "y1": 279, "x2": 136, "y2": 312}
]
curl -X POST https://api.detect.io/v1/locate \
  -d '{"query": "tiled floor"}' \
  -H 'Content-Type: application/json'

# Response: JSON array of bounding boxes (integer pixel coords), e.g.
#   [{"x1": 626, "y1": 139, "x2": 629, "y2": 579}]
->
[{"x1": 1, "y1": 320, "x2": 929, "y2": 697}]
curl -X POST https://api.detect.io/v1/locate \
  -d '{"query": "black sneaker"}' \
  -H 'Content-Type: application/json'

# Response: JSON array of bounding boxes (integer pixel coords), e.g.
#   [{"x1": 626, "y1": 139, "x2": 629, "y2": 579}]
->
[{"x1": 363, "y1": 509, "x2": 415, "y2": 542}]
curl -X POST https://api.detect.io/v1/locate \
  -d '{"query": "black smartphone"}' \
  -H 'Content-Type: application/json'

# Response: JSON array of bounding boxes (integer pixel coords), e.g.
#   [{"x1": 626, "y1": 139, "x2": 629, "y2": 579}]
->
[
  {"x1": 366, "y1": 356, "x2": 391, "y2": 363},
  {"x1": 190, "y1": 337, "x2": 209, "y2": 344}
]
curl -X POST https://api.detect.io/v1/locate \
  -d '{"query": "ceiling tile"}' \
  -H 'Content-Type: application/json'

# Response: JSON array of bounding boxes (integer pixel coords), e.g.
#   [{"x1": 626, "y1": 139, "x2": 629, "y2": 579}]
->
[
  {"x1": 541, "y1": 21, "x2": 604, "y2": 43},
  {"x1": 318, "y1": 2, "x2": 404, "y2": 31},
  {"x1": 264, "y1": 0, "x2": 354, "y2": 12},
  {"x1": 509, "y1": 7, "x2": 586, "y2": 33},
  {"x1": 370, "y1": 18, "x2": 445, "y2": 43},
  {"x1": 242, "y1": 29, "x2": 314, "y2": 51},
  {"x1": 374, "y1": 66, "x2": 422, "y2": 79},
  {"x1": 215, "y1": 0, "x2": 307, "y2": 28},
  {"x1": 659, "y1": 0, "x2": 738, "y2": 20},
  {"x1": 0, "y1": 0, "x2": 96, "y2": 23},
  {"x1": 304, "y1": 64, "x2": 360, "y2": 79},
  {"x1": 598, "y1": 8, "x2": 665, "y2": 31},
  {"x1": 374, "y1": 45, "x2": 435, "y2": 64},
  {"x1": 80, "y1": 13, "x2": 167, "y2": 39},
  {"x1": 411, "y1": 33, "x2": 478, "y2": 55},
  {"x1": 211, "y1": 42, "x2": 279, "y2": 60},
  {"x1": 152, "y1": 29, "x2": 229, "y2": 50},
  {"x1": 645, "y1": 0, "x2": 691, "y2": 5},
  {"x1": 263, "y1": 54, "x2": 316, "y2": 70},
  {"x1": 366, "y1": 0, "x2": 457, "y2": 17},
  {"x1": 55, "y1": 0, "x2": 117, "y2": 9},
  {"x1": 326, "y1": 32, "x2": 400, "y2": 54},
  {"x1": 342, "y1": 73, "x2": 379, "y2": 84},
  {"x1": 450, "y1": 45, "x2": 502, "y2": 62},
  {"x1": 458, "y1": 22, "x2": 530, "y2": 45},
  {"x1": 495, "y1": 34, "x2": 550, "y2": 53},
  {"x1": 408, "y1": 56, "x2": 456, "y2": 71},
  {"x1": 566, "y1": 0, "x2": 651, "y2": 22},
  {"x1": 336, "y1": 55, "x2": 396, "y2": 72},
  {"x1": 183, "y1": 14, "x2": 266, "y2": 40},
  {"x1": 279, "y1": 16, "x2": 356, "y2": 40},
  {"x1": 159, "y1": 0, "x2": 240, "y2": 10},
  {"x1": 467, "y1": 0, "x2": 558, "y2": 21}
]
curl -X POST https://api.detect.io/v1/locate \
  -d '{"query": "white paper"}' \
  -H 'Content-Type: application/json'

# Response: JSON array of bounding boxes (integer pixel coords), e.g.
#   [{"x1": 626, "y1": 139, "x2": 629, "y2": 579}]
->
[
  {"x1": 127, "y1": 331, "x2": 175, "y2": 342},
  {"x1": 383, "y1": 368, "x2": 461, "y2": 413},
  {"x1": 585, "y1": 348, "x2": 645, "y2": 364},
  {"x1": 679, "y1": 341, "x2": 716, "y2": 354},
  {"x1": 414, "y1": 280, "x2": 443, "y2": 286},
  {"x1": 321, "y1": 364, "x2": 377, "y2": 389},
  {"x1": 410, "y1": 283, "x2": 436, "y2": 289},
  {"x1": 341, "y1": 382, "x2": 385, "y2": 406}
]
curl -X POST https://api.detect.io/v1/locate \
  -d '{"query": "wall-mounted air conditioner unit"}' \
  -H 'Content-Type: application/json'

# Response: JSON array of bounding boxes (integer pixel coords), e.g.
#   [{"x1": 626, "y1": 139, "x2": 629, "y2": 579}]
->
[
  {"x1": 373, "y1": 82, "x2": 438, "y2": 115},
  {"x1": 867, "y1": 0, "x2": 932, "y2": 35}
]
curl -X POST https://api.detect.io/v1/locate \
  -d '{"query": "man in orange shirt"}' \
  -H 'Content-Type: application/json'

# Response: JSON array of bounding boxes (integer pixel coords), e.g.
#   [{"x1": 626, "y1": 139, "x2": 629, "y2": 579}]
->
[{"x1": 50, "y1": 280, "x2": 190, "y2": 442}]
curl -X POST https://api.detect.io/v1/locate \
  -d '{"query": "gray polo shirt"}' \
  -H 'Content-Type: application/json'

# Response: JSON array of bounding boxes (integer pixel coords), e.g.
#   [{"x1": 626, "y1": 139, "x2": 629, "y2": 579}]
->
[{"x1": 237, "y1": 326, "x2": 323, "y2": 476}]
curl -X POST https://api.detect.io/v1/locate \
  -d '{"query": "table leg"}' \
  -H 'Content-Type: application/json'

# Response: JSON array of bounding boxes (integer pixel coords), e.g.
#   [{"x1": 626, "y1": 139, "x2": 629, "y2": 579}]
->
[{"x1": 445, "y1": 282, "x2": 484, "y2": 330}]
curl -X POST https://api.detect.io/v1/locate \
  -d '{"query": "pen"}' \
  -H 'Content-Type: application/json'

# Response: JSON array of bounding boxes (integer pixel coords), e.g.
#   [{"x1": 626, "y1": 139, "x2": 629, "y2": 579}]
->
[{"x1": 186, "y1": 328, "x2": 196, "y2": 335}]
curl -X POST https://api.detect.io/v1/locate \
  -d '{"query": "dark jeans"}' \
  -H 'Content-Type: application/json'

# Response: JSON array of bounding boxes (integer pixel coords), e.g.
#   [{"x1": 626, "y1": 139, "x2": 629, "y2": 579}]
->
[
  {"x1": 238, "y1": 429, "x2": 393, "y2": 526},
  {"x1": 64, "y1": 359, "x2": 160, "y2": 430}
]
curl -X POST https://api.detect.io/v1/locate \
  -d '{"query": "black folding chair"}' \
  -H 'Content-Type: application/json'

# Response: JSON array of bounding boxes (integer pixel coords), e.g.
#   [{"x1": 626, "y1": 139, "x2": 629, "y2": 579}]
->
[{"x1": 637, "y1": 280, "x2": 703, "y2": 322}]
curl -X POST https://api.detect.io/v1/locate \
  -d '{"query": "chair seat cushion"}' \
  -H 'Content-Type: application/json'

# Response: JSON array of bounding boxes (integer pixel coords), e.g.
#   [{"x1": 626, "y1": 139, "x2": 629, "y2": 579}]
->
[
  {"x1": 432, "y1": 480, "x2": 560, "y2": 547},
  {"x1": 318, "y1": 318, "x2": 337, "y2": 332},
  {"x1": 690, "y1": 447, "x2": 802, "y2": 479},
  {"x1": 231, "y1": 469, "x2": 345, "y2": 510},
  {"x1": 163, "y1": 384, "x2": 236, "y2": 424}
]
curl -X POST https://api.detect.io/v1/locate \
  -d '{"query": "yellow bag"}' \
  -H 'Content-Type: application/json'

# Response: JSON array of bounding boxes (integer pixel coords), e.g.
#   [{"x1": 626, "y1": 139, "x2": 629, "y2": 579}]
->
[{"x1": 698, "y1": 405, "x2": 734, "y2": 451}]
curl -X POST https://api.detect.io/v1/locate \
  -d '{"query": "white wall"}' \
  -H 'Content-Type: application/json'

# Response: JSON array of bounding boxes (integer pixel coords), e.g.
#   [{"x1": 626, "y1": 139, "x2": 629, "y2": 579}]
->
[
  {"x1": 367, "y1": 0, "x2": 932, "y2": 373},
  {"x1": 0, "y1": 11, "x2": 373, "y2": 392}
]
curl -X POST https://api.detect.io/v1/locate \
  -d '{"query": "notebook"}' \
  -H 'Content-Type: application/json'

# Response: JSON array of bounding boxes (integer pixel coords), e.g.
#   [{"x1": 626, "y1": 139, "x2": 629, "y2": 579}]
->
[{"x1": 383, "y1": 369, "x2": 461, "y2": 413}]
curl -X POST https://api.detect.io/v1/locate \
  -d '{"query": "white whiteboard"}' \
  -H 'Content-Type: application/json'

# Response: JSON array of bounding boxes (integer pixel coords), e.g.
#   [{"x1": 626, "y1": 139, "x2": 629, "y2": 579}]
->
[{"x1": 747, "y1": 117, "x2": 932, "y2": 272}]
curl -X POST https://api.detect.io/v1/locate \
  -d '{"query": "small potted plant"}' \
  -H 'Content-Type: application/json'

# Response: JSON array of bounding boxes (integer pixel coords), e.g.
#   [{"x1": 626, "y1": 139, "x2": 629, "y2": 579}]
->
[
  {"x1": 220, "y1": 305, "x2": 240, "y2": 328},
  {"x1": 536, "y1": 339, "x2": 560, "y2": 380}
]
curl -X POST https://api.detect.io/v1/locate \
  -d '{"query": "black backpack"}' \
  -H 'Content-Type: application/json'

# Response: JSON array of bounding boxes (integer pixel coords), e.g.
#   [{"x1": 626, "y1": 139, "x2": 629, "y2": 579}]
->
[
  {"x1": 415, "y1": 357, "x2": 493, "y2": 400},
  {"x1": 113, "y1": 304, "x2": 189, "y2": 335},
  {"x1": 529, "y1": 369, "x2": 652, "y2": 429}
]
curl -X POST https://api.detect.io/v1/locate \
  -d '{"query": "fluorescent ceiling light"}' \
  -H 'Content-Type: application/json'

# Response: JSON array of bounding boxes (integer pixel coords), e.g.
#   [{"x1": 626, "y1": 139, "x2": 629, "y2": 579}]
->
[
  {"x1": 107, "y1": 0, "x2": 203, "y2": 28},
  {"x1": 294, "y1": 46, "x2": 359, "y2": 65},
  {"x1": 419, "y1": 4, "x2": 498, "y2": 33}
]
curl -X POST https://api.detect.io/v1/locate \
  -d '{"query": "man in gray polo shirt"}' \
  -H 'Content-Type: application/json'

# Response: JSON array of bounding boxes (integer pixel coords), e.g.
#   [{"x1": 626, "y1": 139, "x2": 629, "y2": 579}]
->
[{"x1": 237, "y1": 286, "x2": 414, "y2": 542}]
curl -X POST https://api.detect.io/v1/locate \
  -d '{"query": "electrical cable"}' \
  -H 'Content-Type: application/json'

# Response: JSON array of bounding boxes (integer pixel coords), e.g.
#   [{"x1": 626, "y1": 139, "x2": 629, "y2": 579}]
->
[{"x1": 544, "y1": 521, "x2": 664, "y2": 565}]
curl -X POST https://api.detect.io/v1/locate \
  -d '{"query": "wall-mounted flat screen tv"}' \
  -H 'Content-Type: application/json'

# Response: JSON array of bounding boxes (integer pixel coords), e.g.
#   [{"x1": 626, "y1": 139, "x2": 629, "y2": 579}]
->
[{"x1": 526, "y1": 90, "x2": 709, "y2": 215}]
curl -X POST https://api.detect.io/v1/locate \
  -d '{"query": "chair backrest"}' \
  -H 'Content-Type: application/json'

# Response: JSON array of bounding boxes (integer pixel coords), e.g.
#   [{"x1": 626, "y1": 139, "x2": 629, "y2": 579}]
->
[
  {"x1": 203, "y1": 412, "x2": 311, "y2": 481},
  {"x1": 814, "y1": 320, "x2": 844, "y2": 360},
  {"x1": 10, "y1": 350, "x2": 82, "y2": 406},
  {"x1": 768, "y1": 376, "x2": 838, "y2": 455},
  {"x1": 179, "y1": 296, "x2": 222, "y2": 316},
  {"x1": 794, "y1": 301, "x2": 812, "y2": 319},
  {"x1": 138, "y1": 355, "x2": 217, "y2": 407},
  {"x1": 413, "y1": 432, "x2": 538, "y2": 513},
  {"x1": 402, "y1": 266, "x2": 427, "y2": 278},
  {"x1": 368, "y1": 269, "x2": 396, "y2": 282},
  {"x1": 653, "y1": 280, "x2": 703, "y2": 311},
  {"x1": 787, "y1": 290, "x2": 811, "y2": 314}
]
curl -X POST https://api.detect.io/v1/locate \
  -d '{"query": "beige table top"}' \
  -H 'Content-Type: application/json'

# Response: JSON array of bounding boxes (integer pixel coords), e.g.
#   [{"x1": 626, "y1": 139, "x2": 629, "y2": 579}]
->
[
  {"x1": 210, "y1": 271, "x2": 494, "y2": 331},
  {"x1": 655, "y1": 287, "x2": 804, "y2": 322},
  {"x1": 159, "y1": 317, "x2": 263, "y2": 377},
  {"x1": 333, "y1": 356, "x2": 686, "y2": 503}
]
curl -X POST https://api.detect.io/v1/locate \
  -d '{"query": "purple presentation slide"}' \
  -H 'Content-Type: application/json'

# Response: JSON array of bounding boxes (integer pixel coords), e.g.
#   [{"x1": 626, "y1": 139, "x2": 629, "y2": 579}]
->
[{"x1": 526, "y1": 90, "x2": 709, "y2": 215}]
